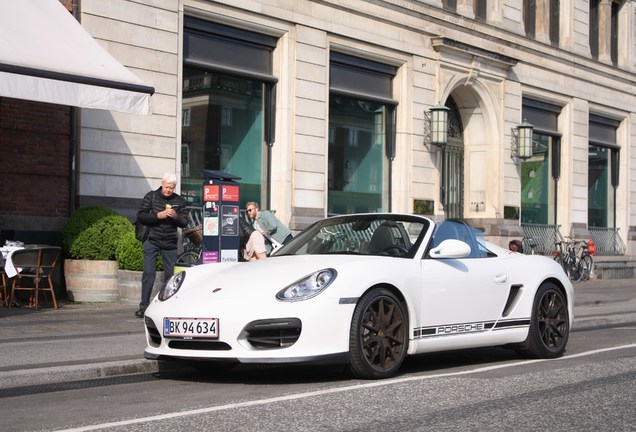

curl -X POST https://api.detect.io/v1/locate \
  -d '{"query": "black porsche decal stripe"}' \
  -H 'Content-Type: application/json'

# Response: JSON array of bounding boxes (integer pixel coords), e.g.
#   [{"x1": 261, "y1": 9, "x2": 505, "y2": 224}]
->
[
  {"x1": 413, "y1": 318, "x2": 530, "y2": 339},
  {"x1": 493, "y1": 319, "x2": 530, "y2": 329}
]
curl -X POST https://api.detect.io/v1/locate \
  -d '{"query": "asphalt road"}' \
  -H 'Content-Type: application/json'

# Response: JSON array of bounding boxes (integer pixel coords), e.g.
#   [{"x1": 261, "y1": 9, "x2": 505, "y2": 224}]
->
[
  {"x1": 1, "y1": 277, "x2": 635, "y2": 431},
  {"x1": 3, "y1": 322, "x2": 636, "y2": 432}
]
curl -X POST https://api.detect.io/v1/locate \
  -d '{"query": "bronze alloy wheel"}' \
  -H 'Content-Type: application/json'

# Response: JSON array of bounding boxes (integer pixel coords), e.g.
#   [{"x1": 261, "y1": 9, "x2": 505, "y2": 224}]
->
[
  {"x1": 521, "y1": 282, "x2": 570, "y2": 359},
  {"x1": 349, "y1": 288, "x2": 408, "y2": 379}
]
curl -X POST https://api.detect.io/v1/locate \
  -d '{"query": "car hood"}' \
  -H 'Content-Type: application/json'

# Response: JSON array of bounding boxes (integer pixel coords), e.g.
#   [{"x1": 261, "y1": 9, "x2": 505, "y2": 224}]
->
[{"x1": 169, "y1": 254, "x2": 408, "y2": 302}]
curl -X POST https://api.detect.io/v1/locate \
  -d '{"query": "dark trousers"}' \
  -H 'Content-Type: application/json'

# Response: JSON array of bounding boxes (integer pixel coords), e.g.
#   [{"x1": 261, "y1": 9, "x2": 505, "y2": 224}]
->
[{"x1": 140, "y1": 240, "x2": 177, "y2": 311}]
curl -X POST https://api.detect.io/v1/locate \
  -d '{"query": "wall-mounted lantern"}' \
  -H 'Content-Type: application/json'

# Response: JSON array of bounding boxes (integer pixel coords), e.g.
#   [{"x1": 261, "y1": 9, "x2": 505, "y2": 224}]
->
[
  {"x1": 429, "y1": 102, "x2": 450, "y2": 147},
  {"x1": 511, "y1": 119, "x2": 534, "y2": 162}
]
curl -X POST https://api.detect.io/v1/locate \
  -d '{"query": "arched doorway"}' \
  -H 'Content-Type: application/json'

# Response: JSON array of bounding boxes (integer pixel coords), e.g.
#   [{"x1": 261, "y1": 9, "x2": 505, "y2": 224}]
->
[{"x1": 441, "y1": 96, "x2": 464, "y2": 219}]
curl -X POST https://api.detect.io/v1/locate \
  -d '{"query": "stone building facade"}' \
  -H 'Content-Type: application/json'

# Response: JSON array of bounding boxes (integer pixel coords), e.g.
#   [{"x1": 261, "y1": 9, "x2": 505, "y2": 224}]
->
[{"x1": 2, "y1": 0, "x2": 635, "y2": 254}]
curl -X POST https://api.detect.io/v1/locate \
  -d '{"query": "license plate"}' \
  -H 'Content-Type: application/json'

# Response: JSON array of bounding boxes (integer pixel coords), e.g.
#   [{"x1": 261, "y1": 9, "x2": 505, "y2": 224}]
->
[{"x1": 163, "y1": 317, "x2": 219, "y2": 339}]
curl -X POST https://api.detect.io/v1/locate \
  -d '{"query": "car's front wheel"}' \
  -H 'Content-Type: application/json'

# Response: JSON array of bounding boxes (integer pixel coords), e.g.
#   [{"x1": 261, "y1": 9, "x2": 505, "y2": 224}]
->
[
  {"x1": 349, "y1": 288, "x2": 408, "y2": 379},
  {"x1": 520, "y1": 282, "x2": 570, "y2": 359}
]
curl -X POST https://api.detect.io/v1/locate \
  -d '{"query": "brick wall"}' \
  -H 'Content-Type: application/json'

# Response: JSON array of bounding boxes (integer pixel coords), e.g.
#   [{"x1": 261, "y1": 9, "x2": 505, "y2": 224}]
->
[{"x1": 0, "y1": 98, "x2": 71, "y2": 231}]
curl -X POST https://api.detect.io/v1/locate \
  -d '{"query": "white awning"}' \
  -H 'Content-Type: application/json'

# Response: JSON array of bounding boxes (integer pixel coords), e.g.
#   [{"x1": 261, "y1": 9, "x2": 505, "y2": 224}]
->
[{"x1": 0, "y1": 0, "x2": 154, "y2": 114}]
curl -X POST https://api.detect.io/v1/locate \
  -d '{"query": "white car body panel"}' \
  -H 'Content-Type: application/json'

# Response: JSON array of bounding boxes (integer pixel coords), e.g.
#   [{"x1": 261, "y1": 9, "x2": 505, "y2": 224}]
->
[{"x1": 143, "y1": 214, "x2": 574, "y2": 377}]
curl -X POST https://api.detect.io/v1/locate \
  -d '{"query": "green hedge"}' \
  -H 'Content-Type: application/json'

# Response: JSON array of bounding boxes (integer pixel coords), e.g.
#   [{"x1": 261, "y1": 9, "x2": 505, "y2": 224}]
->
[
  {"x1": 116, "y1": 229, "x2": 164, "y2": 271},
  {"x1": 62, "y1": 206, "x2": 119, "y2": 258},
  {"x1": 67, "y1": 213, "x2": 133, "y2": 260},
  {"x1": 116, "y1": 230, "x2": 144, "y2": 271}
]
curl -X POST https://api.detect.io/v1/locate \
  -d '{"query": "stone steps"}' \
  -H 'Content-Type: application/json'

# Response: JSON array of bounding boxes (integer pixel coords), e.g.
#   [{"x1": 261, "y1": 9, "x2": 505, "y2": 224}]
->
[{"x1": 593, "y1": 256, "x2": 636, "y2": 280}]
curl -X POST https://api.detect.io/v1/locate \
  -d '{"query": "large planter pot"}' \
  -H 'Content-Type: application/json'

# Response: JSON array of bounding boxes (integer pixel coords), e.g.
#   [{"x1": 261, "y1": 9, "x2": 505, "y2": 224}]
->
[
  {"x1": 64, "y1": 259, "x2": 118, "y2": 302},
  {"x1": 117, "y1": 269, "x2": 164, "y2": 305}
]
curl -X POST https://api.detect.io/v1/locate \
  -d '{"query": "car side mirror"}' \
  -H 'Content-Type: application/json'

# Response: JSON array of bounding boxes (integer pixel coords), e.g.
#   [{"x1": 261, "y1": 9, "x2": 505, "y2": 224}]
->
[{"x1": 429, "y1": 239, "x2": 471, "y2": 259}]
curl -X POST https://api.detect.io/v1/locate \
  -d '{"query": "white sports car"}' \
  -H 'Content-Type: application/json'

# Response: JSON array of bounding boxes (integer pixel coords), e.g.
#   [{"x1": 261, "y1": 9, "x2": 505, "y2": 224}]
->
[{"x1": 144, "y1": 214, "x2": 573, "y2": 379}]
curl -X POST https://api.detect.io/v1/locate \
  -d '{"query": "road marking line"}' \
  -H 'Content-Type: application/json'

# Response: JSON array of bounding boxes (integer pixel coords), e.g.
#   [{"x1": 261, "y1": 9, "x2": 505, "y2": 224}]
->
[{"x1": 56, "y1": 343, "x2": 636, "y2": 432}]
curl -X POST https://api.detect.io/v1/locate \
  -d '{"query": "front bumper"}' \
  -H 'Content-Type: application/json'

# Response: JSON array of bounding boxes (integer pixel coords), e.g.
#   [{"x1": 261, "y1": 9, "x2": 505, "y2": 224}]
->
[{"x1": 143, "y1": 294, "x2": 356, "y2": 364}]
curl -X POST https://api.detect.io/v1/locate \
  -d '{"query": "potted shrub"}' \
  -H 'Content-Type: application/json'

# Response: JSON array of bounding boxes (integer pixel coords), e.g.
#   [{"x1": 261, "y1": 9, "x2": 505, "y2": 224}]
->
[
  {"x1": 62, "y1": 206, "x2": 132, "y2": 302},
  {"x1": 115, "y1": 230, "x2": 164, "y2": 304}
]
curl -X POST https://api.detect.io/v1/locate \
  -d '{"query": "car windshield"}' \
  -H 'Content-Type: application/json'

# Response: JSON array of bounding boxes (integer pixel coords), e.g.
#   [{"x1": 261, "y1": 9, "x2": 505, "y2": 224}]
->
[{"x1": 275, "y1": 214, "x2": 430, "y2": 258}]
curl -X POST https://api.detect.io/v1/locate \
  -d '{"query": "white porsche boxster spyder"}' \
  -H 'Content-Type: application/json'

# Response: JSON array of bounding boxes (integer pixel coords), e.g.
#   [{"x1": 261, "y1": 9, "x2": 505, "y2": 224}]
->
[{"x1": 143, "y1": 214, "x2": 573, "y2": 379}]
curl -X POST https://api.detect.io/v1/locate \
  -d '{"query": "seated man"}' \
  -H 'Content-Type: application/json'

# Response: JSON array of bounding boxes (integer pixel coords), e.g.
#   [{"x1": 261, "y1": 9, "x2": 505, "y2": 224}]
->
[
  {"x1": 246, "y1": 202, "x2": 293, "y2": 253},
  {"x1": 239, "y1": 217, "x2": 267, "y2": 260}
]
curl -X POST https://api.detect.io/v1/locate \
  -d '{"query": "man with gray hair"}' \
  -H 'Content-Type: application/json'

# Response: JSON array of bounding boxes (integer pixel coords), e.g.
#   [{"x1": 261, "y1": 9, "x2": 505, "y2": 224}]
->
[{"x1": 134, "y1": 173, "x2": 189, "y2": 317}]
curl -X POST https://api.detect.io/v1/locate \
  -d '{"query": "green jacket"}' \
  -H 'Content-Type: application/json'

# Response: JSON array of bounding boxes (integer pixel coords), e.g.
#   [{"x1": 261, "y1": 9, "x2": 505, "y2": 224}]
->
[{"x1": 255, "y1": 210, "x2": 291, "y2": 245}]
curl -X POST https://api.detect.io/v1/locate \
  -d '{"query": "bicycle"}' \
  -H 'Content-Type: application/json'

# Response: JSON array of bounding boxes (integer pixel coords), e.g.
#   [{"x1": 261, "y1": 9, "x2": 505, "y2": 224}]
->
[
  {"x1": 553, "y1": 238, "x2": 583, "y2": 282},
  {"x1": 177, "y1": 224, "x2": 202, "y2": 265},
  {"x1": 553, "y1": 238, "x2": 594, "y2": 282},
  {"x1": 578, "y1": 240, "x2": 595, "y2": 281}
]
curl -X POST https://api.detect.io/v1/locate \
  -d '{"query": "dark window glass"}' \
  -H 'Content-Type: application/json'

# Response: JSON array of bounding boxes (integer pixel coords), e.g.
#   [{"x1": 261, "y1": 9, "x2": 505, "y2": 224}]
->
[
  {"x1": 328, "y1": 53, "x2": 397, "y2": 215},
  {"x1": 521, "y1": 133, "x2": 558, "y2": 224},
  {"x1": 610, "y1": 0, "x2": 619, "y2": 64},
  {"x1": 182, "y1": 19, "x2": 278, "y2": 208},
  {"x1": 474, "y1": 0, "x2": 487, "y2": 21},
  {"x1": 588, "y1": 144, "x2": 614, "y2": 227},
  {"x1": 328, "y1": 96, "x2": 386, "y2": 215},
  {"x1": 521, "y1": 99, "x2": 562, "y2": 225},
  {"x1": 181, "y1": 69, "x2": 266, "y2": 207},
  {"x1": 524, "y1": 0, "x2": 536, "y2": 38},
  {"x1": 550, "y1": 0, "x2": 560, "y2": 46},
  {"x1": 590, "y1": 0, "x2": 599, "y2": 59},
  {"x1": 588, "y1": 115, "x2": 619, "y2": 228},
  {"x1": 443, "y1": 0, "x2": 457, "y2": 12}
]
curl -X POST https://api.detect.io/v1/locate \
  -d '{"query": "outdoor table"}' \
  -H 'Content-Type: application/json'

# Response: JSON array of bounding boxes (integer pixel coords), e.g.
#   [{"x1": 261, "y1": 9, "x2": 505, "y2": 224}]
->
[{"x1": 1, "y1": 245, "x2": 25, "y2": 278}]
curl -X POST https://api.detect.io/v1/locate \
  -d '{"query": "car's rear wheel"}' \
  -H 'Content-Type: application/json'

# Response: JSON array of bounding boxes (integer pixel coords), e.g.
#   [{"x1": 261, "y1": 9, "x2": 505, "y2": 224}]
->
[
  {"x1": 520, "y1": 282, "x2": 569, "y2": 359},
  {"x1": 349, "y1": 288, "x2": 408, "y2": 379}
]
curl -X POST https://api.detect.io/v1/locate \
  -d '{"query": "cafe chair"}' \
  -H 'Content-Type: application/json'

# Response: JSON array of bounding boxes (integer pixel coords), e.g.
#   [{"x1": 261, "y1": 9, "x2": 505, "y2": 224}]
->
[
  {"x1": 0, "y1": 265, "x2": 7, "y2": 307},
  {"x1": 9, "y1": 247, "x2": 61, "y2": 310}
]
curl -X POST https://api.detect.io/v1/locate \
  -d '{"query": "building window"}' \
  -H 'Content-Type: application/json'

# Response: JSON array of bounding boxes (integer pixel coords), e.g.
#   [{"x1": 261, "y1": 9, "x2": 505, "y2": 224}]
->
[
  {"x1": 182, "y1": 18, "x2": 277, "y2": 208},
  {"x1": 610, "y1": 0, "x2": 619, "y2": 64},
  {"x1": 590, "y1": 0, "x2": 599, "y2": 58},
  {"x1": 443, "y1": 0, "x2": 457, "y2": 12},
  {"x1": 590, "y1": 0, "x2": 622, "y2": 64},
  {"x1": 474, "y1": 0, "x2": 487, "y2": 21},
  {"x1": 521, "y1": 99, "x2": 562, "y2": 225},
  {"x1": 521, "y1": 133, "x2": 560, "y2": 224},
  {"x1": 328, "y1": 53, "x2": 397, "y2": 215},
  {"x1": 524, "y1": 0, "x2": 536, "y2": 38},
  {"x1": 588, "y1": 115, "x2": 619, "y2": 228},
  {"x1": 524, "y1": 0, "x2": 559, "y2": 44},
  {"x1": 549, "y1": 0, "x2": 560, "y2": 46}
]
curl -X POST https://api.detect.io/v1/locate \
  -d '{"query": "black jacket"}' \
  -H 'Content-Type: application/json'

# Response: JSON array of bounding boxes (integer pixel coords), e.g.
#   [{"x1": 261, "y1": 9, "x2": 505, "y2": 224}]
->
[
  {"x1": 137, "y1": 188, "x2": 189, "y2": 250},
  {"x1": 239, "y1": 216, "x2": 255, "y2": 250}
]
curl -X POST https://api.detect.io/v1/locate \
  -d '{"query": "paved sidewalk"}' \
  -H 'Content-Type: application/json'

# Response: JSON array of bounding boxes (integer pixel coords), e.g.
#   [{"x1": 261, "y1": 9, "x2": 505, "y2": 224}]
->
[{"x1": 0, "y1": 278, "x2": 634, "y2": 390}]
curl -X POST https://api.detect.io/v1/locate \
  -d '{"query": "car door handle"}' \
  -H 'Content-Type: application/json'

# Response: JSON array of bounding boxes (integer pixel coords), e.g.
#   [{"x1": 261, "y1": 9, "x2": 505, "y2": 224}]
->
[{"x1": 494, "y1": 273, "x2": 508, "y2": 284}]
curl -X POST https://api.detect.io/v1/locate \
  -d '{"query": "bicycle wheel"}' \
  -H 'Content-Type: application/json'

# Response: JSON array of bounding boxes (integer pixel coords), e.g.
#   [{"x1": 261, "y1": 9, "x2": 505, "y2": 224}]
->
[
  {"x1": 568, "y1": 256, "x2": 583, "y2": 282},
  {"x1": 580, "y1": 254, "x2": 594, "y2": 281},
  {"x1": 176, "y1": 251, "x2": 200, "y2": 265}
]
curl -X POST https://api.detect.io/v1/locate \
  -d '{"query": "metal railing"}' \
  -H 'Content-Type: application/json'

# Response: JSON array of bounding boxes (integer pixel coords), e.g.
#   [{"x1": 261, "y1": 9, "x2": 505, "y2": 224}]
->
[
  {"x1": 520, "y1": 223, "x2": 564, "y2": 256},
  {"x1": 588, "y1": 226, "x2": 626, "y2": 256}
]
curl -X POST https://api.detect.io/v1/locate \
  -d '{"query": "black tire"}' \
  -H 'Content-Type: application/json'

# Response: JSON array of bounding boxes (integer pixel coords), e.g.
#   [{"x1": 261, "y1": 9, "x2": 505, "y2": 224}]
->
[
  {"x1": 349, "y1": 288, "x2": 408, "y2": 379},
  {"x1": 569, "y1": 257, "x2": 584, "y2": 282},
  {"x1": 580, "y1": 255, "x2": 594, "y2": 281},
  {"x1": 520, "y1": 282, "x2": 569, "y2": 359}
]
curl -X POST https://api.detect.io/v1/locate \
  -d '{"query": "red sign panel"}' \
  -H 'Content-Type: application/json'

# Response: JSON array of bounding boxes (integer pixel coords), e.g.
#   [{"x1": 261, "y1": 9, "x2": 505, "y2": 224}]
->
[
  {"x1": 204, "y1": 185, "x2": 220, "y2": 202},
  {"x1": 222, "y1": 185, "x2": 239, "y2": 202}
]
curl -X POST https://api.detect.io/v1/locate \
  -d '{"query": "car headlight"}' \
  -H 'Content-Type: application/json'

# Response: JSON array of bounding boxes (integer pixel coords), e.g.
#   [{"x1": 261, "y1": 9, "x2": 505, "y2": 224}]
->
[
  {"x1": 276, "y1": 268, "x2": 337, "y2": 301},
  {"x1": 158, "y1": 271, "x2": 186, "y2": 301}
]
